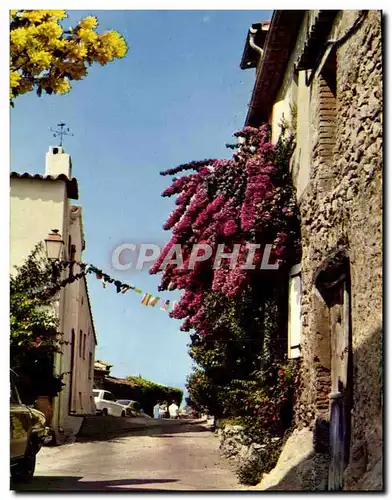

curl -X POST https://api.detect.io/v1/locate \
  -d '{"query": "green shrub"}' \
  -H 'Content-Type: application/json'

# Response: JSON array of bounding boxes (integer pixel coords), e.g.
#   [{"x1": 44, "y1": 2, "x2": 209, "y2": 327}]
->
[{"x1": 103, "y1": 376, "x2": 183, "y2": 416}]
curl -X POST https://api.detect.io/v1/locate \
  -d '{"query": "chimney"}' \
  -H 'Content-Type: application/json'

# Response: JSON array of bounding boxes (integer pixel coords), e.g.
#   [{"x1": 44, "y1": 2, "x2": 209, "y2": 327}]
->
[{"x1": 45, "y1": 146, "x2": 72, "y2": 178}]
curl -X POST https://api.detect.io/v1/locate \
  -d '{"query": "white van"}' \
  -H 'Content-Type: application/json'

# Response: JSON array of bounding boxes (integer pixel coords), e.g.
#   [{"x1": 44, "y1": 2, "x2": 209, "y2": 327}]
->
[{"x1": 93, "y1": 390, "x2": 126, "y2": 417}]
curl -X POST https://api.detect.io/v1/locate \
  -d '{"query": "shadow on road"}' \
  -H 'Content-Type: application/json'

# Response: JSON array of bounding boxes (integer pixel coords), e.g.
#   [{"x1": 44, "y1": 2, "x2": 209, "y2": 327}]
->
[
  {"x1": 77, "y1": 420, "x2": 214, "y2": 444},
  {"x1": 11, "y1": 476, "x2": 179, "y2": 492}
]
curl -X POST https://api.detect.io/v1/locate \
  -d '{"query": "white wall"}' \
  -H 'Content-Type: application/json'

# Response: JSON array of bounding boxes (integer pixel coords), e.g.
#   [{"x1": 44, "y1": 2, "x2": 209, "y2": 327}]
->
[
  {"x1": 10, "y1": 178, "x2": 68, "y2": 273},
  {"x1": 10, "y1": 166, "x2": 96, "y2": 441},
  {"x1": 66, "y1": 208, "x2": 96, "y2": 416},
  {"x1": 270, "y1": 12, "x2": 318, "y2": 199},
  {"x1": 72, "y1": 274, "x2": 96, "y2": 415},
  {"x1": 55, "y1": 206, "x2": 96, "y2": 439}
]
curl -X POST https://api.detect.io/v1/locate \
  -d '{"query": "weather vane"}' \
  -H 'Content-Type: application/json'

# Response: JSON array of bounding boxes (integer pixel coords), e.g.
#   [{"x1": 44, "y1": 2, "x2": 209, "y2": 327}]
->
[{"x1": 50, "y1": 123, "x2": 74, "y2": 147}]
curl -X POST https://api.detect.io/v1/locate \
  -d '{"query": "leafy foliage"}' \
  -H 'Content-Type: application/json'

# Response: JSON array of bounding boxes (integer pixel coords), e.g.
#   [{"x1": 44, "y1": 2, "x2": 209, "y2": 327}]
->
[
  {"x1": 10, "y1": 243, "x2": 67, "y2": 403},
  {"x1": 151, "y1": 124, "x2": 300, "y2": 335},
  {"x1": 151, "y1": 124, "x2": 300, "y2": 454},
  {"x1": 10, "y1": 10, "x2": 128, "y2": 104},
  {"x1": 103, "y1": 375, "x2": 183, "y2": 416},
  {"x1": 153, "y1": 124, "x2": 300, "y2": 484}
]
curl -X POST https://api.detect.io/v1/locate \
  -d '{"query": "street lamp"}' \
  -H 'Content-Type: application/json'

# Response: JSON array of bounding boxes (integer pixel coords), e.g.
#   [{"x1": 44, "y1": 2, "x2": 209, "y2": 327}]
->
[
  {"x1": 45, "y1": 230, "x2": 65, "y2": 283},
  {"x1": 45, "y1": 229, "x2": 64, "y2": 262}
]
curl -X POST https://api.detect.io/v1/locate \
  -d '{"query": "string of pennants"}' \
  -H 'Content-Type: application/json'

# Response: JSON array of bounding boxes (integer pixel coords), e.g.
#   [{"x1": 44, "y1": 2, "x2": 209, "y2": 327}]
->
[
  {"x1": 49, "y1": 261, "x2": 177, "y2": 313},
  {"x1": 85, "y1": 264, "x2": 177, "y2": 313}
]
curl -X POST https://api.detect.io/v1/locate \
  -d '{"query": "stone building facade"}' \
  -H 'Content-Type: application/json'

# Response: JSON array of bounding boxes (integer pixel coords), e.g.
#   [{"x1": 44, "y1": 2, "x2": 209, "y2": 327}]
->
[{"x1": 241, "y1": 10, "x2": 382, "y2": 490}]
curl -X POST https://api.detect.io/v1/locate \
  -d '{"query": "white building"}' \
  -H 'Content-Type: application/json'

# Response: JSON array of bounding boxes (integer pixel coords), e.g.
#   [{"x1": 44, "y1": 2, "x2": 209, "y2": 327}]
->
[{"x1": 10, "y1": 145, "x2": 97, "y2": 442}]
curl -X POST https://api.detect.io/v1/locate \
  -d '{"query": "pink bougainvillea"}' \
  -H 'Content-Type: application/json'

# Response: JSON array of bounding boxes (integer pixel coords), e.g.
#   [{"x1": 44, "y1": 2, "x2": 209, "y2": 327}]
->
[{"x1": 151, "y1": 124, "x2": 299, "y2": 334}]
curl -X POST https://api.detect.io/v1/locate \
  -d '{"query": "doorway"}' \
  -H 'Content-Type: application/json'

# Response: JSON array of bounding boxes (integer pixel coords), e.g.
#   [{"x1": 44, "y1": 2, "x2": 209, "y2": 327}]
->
[{"x1": 315, "y1": 249, "x2": 353, "y2": 490}]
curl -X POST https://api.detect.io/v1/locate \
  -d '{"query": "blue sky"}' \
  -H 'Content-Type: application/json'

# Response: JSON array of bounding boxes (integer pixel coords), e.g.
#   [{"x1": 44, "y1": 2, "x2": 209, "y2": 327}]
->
[{"x1": 10, "y1": 10, "x2": 271, "y2": 400}]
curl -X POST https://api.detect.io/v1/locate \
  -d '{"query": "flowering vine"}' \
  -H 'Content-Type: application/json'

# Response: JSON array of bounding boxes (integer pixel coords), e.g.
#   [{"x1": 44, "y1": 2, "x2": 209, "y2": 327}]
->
[{"x1": 151, "y1": 124, "x2": 300, "y2": 335}]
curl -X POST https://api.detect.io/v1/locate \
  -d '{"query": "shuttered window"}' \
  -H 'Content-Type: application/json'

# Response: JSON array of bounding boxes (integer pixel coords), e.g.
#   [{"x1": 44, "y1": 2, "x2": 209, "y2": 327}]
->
[{"x1": 288, "y1": 263, "x2": 302, "y2": 358}]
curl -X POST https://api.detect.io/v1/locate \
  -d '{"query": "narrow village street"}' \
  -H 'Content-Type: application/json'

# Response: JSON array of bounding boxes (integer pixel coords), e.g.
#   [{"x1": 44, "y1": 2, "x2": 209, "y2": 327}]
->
[
  {"x1": 9, "y1": 9, "x2": 383, "y2": 492},
  {"x1": 12, "y1": 421, "x2": 250, "y2": 492}
]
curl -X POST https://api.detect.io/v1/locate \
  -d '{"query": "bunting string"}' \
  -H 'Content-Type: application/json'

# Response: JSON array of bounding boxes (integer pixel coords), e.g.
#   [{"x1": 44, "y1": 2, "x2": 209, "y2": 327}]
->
[{"x1": 25, "y1": 260, "x2": 177, "y2": 314}]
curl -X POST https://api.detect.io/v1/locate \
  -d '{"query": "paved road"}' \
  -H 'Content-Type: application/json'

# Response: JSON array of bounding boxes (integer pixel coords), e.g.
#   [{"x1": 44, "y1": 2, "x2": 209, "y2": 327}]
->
[{"x1": 12, "y1": 421, "x2": 249, "y2": 491}]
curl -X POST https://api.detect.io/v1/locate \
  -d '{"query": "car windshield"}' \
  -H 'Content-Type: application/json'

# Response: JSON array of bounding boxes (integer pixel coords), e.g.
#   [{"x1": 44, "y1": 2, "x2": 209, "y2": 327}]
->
[
  {"x1": 117, "y1": 400, "x2": 131, "y2": 405},
  {"x1": 93, "y1": 390, "x2": 100, "y2": 396}
]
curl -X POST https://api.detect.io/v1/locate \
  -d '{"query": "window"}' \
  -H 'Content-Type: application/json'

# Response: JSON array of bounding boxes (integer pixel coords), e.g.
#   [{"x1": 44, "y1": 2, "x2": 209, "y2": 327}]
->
[
  {"x1": 83, "y1": 334, "x2": 87, "y2": 359},
  {"x1": 79, "y1": 330, "x2": 83, "y2": 357},
  {"x1": 68, "y1": 236, "x2": 76, "y2": 278},
  {"x1": 104, "y1": 392, "x2": 115, "y2": 401},
  {"x1": 68, "y1": 236, "x2": 72, "y2": 278},
  {"x1": 288, "y1": 263, "x2": 302, "y2": 359},
  {"x1": 69, "y1": 329, "x2": 76, "y2": 413},
  {"x1": 88, "y1": 352, "x2": 93, "y2": 379}
]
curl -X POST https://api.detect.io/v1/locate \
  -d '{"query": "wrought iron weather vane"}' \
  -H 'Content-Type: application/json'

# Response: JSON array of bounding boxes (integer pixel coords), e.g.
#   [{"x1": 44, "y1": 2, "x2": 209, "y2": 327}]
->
[{"x1": 50, "y1": 123, "x2": 74, "y2": 147}]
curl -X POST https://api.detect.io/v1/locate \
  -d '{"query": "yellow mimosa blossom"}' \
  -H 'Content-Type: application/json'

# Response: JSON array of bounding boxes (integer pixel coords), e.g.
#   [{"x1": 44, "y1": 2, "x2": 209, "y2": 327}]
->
[
  {"x1": 20, "y1": 10, "x2": 67, "y2": 22},
  {"x1": 37, "y1": 21, "x2": 63, "y2": 40},
  {"x1": 101, "y1": 31, "x2": 128, "y2": 58},
  {"x1": 10, "y1": 70, "x2": 21, "y2": 89},
  {"x1": 67, "y1": 41, "x2": 88, "y2": 60},
  {"x1": 78, "y1": 16, "x2": 98, "y2": 31},
  {"x1": 51, "y1": 78, "x2": 71, "y2": 94},
  {"x1": 19, "y1": 10, "x2": 47, "y2": 23},
  {"x1": 52, "y1": 39, "x2": 67, "y2": 51},
  {"x1": 10, "y1": 28, "x2": 28, "y2": 51},
  {"x1": 10, "y1": 9, "x2": 128, "y2": 104},
  {"x1": 78, "y1": 28, "x2": 98, "y2": 44},
  {"x1": 28, "y1": 50, "x2": 52, "y2": 70},
  {"x1": 46, "y1": 10, "x2": 67, "y2": 20}
]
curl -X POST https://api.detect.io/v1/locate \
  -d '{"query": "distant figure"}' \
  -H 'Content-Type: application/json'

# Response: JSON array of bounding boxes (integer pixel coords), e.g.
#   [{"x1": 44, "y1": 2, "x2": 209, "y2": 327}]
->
[
  {"x1": 153, "y1": 402, "x2": 160, "y2": 419},
  {"x1": 169, "y1": 401, "x2": 179, "y2": 419},
  {"x1": 159, "y1": 403, "x2": 167, "y2": 419}
]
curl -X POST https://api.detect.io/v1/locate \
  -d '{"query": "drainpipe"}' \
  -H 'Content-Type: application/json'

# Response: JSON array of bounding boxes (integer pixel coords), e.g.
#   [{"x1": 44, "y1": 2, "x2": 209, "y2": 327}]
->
[{"x1": 248, "y1": 27, "x2": 264, "y2": 61}]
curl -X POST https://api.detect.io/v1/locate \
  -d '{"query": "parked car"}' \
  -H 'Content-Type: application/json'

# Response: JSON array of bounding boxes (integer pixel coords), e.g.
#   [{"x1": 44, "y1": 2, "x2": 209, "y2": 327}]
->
[
  {"x1": 116, "y1": 399, "x2": 151, "y2": 418},
  {"x1": 10, "y1": 370, "x2": 51, "y2": 483},
  {"x1": 93, "y1": 390, "x2": 126, "y2": 417},
  {"x1": 116, "y1": 399, "x2": 138, "y2": 417}
]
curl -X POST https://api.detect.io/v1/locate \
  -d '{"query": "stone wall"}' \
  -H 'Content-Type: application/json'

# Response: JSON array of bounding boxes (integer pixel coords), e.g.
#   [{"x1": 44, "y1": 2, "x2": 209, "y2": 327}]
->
[
  {"x1": 217, "y1": 424, "x2": 282, "y2": 486},
  {"x1": 257, "y1": 426, "x2": 329, "y2": 491},
  {"x1": 296, "y1": 10, "x2": 383, "y2": 490}
]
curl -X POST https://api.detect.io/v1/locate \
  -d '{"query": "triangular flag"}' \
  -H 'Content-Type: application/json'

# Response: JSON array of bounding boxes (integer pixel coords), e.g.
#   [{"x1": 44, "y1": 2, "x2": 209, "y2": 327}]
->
[
  {"x1": 135, "y1": 289, "x2": 142, "y2": 294},
  {"x1": 96, "y1": 272, "x2": 103, "y2": 280},
  {"x1": 121, "y1": 285, "x2": 130, "y2": 294},
  {"x1": 160, "y1": 299, "x2": 170, "y2": 312},
  {"x1": 102, "y1": 277, "x2": 107, "y2": 288},
  {"x1": 170, "y1": 300, "x2": 178, "y2": 312},
  {"x1": 141, "y1": 293, "x2": 152, "y2": 305},
  {"x1": 149, "y1": 296, "x2": 160, "y2": 307}
]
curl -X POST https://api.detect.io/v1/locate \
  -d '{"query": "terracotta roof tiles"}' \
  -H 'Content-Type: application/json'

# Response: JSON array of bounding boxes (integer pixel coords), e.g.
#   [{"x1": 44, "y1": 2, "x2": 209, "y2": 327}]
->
[{"x1": 10, "y1": 171, "x2": 79, "y2": 199}]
